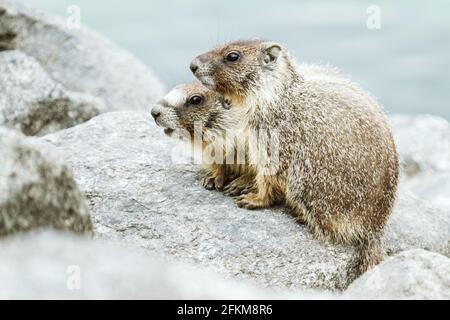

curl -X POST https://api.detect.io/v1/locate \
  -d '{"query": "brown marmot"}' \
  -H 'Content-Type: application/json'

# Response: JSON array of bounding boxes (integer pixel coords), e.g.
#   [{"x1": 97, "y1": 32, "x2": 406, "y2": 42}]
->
[
  {"x1": 150, "y1": 82, "x2": 255, "y2": 193},
  {"x1": 189, "y1": 40, "x2": 400, "y2": 278}
]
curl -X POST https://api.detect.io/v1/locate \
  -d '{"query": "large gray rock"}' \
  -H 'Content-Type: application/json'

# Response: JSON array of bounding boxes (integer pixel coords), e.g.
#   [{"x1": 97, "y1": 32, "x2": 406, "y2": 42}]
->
[
  {"x1": 346, "y1": 249, "x2": 450, "y2": 299},
  {"x1": 0, "y1": 127, "x2": 93, "y2": 237},
  {"x1": 0, "y1": 0, "x2": 165, "y2": 112},
  {"x1": 390, "y1": 114, "x2": 450, "y2": 175},
  {"x1": 43, "y1": 111, "x2": 450, "y2": 290},
  {"x1": 0, "y1": 50, "x2": 104, "y2": 136},
  {"x1": 399, "y1": 173, "x2": 450, "y2": 215},
  {"x1": 385, "y1": 193, "x2": 450, "y2": 257},
  {"x1": 390, "y1": 114, "x2": 450, "y2": 216},
  {"x1": 0, "y1": 231, "x2": 331, "y2": 299},
  {"x1": 2, "y1": 231, "x2": 447, "y2": 299}
]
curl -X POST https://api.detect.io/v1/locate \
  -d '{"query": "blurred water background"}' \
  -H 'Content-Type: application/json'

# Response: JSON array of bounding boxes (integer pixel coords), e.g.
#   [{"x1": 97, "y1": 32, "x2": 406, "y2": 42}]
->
[{"x1": 27, "y1": 0, "x2": 450, "y2": 118}]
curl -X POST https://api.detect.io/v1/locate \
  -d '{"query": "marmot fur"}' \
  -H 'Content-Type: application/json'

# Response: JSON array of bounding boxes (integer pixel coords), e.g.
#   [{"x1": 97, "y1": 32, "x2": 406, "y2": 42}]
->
[{"x1": 190, "y1": 40, "x2": 400, "y2": 279}]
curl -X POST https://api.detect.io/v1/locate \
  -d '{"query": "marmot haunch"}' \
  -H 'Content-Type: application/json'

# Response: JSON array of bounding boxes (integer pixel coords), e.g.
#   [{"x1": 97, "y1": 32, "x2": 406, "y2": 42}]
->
[{"x1": 189, "y1": 40, "x2": 400, "y2": 278}]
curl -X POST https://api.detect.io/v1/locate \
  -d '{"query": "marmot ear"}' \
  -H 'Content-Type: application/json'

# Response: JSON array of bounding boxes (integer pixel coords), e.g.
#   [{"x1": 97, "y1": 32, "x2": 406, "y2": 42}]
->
[
  {"x1": 219, "y1": 97, "x2": 231, "y2": 110},
  {"x1": 262, "y1": 42, "x2": 282, "y2": 65}
]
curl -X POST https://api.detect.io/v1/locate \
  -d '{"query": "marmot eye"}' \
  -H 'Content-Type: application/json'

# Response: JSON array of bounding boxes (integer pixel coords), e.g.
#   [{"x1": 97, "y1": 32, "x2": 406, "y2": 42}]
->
[
  {"x1": 226, "y1": 51, "x2": 240, "y2": 62},
  {"x1": 189, "y1": 95, "x2": 203, "y2": 105}
]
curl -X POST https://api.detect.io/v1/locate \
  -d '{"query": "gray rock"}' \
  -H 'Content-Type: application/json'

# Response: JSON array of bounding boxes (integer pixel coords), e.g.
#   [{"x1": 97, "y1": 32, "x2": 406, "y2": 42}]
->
[
  {"x1": 399, "y1": 172, "x2": 450, "y2": 215},
  {"x1": 390, "y1": 114, "x2": 450, "y2": 217},
  {"x1": 346, "y1": 249, "x2": 450, "y2": 299},
  {"x1": 0, "y1": 231, "x2": 331, "y2": 299},
  {"x1": 0, "y1": 50, "x2": 104, "y2": 136},
  {"x1": 0, "y1": 127, "x2": 93, "y2": 237},
  {"x1": 2, "y1": 231, "x2": 447, "y2": 299},
  {"x1": 43, "y1": 111, "x2": 450, "y2": 290},
  {"x1": 0, "y1": 0, "x2": 165, "y2": 112},
  {"x1": 390, "y1": 114, "x2": 450, "y2": 175},
  {"x1": 384, "y1": 194, "x2": 450, "y2": 257}
]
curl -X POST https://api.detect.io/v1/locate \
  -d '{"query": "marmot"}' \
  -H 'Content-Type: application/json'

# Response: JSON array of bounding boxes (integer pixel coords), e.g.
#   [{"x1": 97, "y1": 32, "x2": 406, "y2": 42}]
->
[
  {"x1": 189, "y1": 40, "x2": 400, "y2": 278},
  {"x1": 150, "y1": 82, "x2": 255, "y2": 193}
]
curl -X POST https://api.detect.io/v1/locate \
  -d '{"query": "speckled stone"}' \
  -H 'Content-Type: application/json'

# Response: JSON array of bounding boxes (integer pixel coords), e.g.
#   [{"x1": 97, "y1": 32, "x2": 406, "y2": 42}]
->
[
  {"x1": 0, "y1": 127, "x2": 93, "y2": 236},
  {"x1": 43, "y1": 111, "x2": 450, "y2": 290}
]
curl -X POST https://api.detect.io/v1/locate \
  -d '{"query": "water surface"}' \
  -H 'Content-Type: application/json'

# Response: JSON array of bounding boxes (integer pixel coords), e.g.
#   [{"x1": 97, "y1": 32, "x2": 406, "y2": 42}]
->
[{"x1": 27, "y1": 0, "x2": 450, "y2": 118}]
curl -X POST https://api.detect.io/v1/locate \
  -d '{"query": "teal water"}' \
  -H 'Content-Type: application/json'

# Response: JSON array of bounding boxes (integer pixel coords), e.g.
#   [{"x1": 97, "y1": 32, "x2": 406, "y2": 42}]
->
[{"x1": 26, "y1": 0, "x2": 450, "y2": 118}]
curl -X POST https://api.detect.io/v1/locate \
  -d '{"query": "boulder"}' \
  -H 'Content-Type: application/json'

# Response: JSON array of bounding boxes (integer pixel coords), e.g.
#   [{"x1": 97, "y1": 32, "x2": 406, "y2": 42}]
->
[
  {"x1": 346, "y1": 249, "x2": 450, "y2": 300},
  {"x1": 43, "y1": 111, "x2": 450, "y2": 290},
  {"x1": 0, "y1": 231, "x2": 328, "y2": 299},
  {"x1": 399, "y1": 173, "x2": 450, "y2": 214},
  {"x1": 390, "y1": 114, "x2": 450, "y2": 175},
  {"x1": 0, "y1": 50, "x2": 104, "y2": 136},
  {"x1": 1, "y1": 231, "x2": 447, "y2": 299},
  {"x1": 385, "y1": 193, "x2": 450, "y2": 257},
  {"x1": 0, "y1": 127, "x2": 93, "y2": 237},
  {"x1": 0, "y1": 0, "x2": 165, "y2": 112},
  {"x1": 390, "y1": 114, "x2": 450, "y2": 217}
]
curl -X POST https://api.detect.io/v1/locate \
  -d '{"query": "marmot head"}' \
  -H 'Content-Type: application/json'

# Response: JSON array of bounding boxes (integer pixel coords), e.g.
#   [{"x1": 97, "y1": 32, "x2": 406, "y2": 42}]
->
[
  {"x1": 151, "y1": 82, "x2": 231, "y2": 138},
  {"x1": 190, "y1": 39, "x2": 294, "y2": 103}
]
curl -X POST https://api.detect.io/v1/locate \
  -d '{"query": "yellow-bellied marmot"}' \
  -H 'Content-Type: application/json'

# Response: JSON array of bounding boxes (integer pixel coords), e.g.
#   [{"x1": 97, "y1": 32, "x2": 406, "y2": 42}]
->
[
  {"x1": 189, "y1": 39, "x2": 400, "y2": 279},
  {"x1": 150, "y1": 82, "x2": 254, "y2": 192}
]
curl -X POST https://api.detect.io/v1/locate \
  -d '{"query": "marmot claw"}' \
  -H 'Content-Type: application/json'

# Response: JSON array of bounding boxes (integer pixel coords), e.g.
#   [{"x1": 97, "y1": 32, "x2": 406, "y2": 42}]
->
[
  {"x1": 201, "y1": 173, "x2": 225, "y2": 191},
  {"x1": 235, "y1": 193, "x2": 267, "y2": 210}
]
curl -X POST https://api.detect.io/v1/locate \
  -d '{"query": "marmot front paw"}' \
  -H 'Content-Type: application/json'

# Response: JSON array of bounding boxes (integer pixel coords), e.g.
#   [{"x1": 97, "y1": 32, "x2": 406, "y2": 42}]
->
[
  {"x1": 223, "y1": 175, "x2": 255, "y2": 197},
  {"x1": 235, "y1": 193, "x2": 269, "y2": 210},
  {"x1": 201, "y1": 171, "x2": 226, "y2": 191}
]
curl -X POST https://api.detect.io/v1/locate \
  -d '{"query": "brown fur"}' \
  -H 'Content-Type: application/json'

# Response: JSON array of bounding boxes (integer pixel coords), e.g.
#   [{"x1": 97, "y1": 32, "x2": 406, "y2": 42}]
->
[
  {"x1": 151, "y1": 83, "x2": 255, "y2": 193},
  {"x1": 190, "y1": 40, "x2": 400, "y2": 283}
]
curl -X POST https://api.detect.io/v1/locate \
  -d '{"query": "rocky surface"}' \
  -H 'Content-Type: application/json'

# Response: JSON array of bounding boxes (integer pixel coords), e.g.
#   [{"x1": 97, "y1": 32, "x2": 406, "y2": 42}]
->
[
  {"x1": 390, "y1": 115, "x2": 450, "y2": 175},
  {"x1": 43, "y1": 111, "x2": 450, "y2": 291},
  {"x1": 391, "y1": 114, "x2": 450, "y2": 215},
  {"x1": 384, "y1": 194, "x2": 450, "y2": 257},
  {"x1": 400, "y1": 172, "x2": 450, "y2": 215},
  {"x1": 0, "y1": 127, "x2": 93, "y2": 237},
  {"x1": 346, "y1": 249, "x2": 450, "y2": 299},
  {"x1": 0, "y1": 0, "x2": 165, "y2": 112},
  {"x1": 2, "y1": 231, "x2": 447, "y2": 299},
  {"x1": 0, "y1": 50, "x2": 104, "y2": 136},
  {"x1": 0, "y1": 231, "x2": 320, "y2": 299}
]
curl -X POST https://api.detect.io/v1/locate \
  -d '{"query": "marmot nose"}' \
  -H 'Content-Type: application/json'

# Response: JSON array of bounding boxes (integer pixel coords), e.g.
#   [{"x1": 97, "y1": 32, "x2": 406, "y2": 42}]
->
[
  {"x1": 151, "y1": 109, "x2": 161, "y2": 120},
  {"x1": 190, "y1": 61, "x2": 199, "y2": 74}
]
